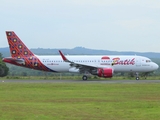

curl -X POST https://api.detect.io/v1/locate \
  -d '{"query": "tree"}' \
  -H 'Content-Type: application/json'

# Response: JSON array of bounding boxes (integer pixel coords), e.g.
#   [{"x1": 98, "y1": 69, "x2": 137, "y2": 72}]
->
[{"x1": 0, "y1": 53, "x2": 9, "y2": 77}]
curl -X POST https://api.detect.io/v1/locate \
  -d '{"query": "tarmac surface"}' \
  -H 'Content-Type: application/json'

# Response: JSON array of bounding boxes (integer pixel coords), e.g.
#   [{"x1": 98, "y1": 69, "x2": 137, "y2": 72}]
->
[{"x1": 1, "y1": 79, "x2": 160, "y2": 84}]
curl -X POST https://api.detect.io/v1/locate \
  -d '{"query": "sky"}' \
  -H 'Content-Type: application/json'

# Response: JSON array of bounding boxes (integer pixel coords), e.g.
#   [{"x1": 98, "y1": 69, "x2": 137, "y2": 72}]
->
[{"x1": 0, "y1": 0, "x2": 160, "y2": 52}]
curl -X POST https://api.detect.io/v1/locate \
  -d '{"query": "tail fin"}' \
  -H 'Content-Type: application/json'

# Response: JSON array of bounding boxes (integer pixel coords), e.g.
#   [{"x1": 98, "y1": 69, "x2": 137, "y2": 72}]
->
[
  {"x1": 6, "y1": 31, "x2": 34, "y2": 58},
  {"x1": 4, "y1": 31, "x2": 56, "y2": 72}
]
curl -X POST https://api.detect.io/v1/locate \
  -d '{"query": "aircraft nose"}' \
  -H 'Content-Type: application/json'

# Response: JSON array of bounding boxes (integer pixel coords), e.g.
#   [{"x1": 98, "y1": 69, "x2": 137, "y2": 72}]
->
[{"x1": 153, "y1": 63, "x2": 159, "y2": 70}]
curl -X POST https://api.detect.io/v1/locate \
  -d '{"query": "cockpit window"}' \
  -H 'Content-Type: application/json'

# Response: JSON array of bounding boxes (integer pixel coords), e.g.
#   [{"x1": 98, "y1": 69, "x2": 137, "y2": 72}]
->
[{"x1": 146, "y1": 60, "x2": 151, "y2": 62}]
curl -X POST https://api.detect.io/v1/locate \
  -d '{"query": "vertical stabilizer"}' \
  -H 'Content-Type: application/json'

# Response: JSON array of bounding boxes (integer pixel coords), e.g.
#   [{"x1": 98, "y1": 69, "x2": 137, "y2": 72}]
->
[
  {"x1": 6, "y1": 31, "x2": 34, "y2": 58},
  {"x1": 3, "y1": 31, "x2": 57, "y2": 72}
]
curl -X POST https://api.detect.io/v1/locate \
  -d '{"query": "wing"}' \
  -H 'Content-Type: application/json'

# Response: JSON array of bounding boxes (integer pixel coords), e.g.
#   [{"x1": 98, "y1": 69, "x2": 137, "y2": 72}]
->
[{"x1": 59, "y1": 50, "x2": 109, "y2": 73}]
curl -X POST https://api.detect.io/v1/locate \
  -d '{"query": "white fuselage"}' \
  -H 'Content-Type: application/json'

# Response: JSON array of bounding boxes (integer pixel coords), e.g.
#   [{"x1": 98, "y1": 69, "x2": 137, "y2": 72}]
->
[{"x1": 37, "y1": 55, "x2": 159, "y2": 73}]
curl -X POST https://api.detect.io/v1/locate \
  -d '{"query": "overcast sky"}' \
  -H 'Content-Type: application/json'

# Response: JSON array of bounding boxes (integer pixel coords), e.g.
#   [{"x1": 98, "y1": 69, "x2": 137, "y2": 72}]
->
[{"x1": 0, "y1": 0, "x2": 160, "y2": 52}]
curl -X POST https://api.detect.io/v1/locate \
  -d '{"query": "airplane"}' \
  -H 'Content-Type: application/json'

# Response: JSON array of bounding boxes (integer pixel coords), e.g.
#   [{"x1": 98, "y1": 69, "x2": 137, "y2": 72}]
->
[{"x1": 3, "y1": 31, "x2": 159, "y2": 80}]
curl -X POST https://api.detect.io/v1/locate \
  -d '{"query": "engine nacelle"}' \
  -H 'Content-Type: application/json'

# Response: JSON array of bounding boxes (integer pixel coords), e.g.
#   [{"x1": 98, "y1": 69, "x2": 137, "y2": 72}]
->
[{"x1": 97, "y1": 68, "x2": 113, "y2": 78}]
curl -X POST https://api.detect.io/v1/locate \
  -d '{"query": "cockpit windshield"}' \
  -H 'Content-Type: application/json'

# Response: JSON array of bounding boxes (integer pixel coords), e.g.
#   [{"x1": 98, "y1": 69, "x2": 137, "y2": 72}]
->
[{"x1": 146, "y1": 60, "x2": 151, "y2": 62}]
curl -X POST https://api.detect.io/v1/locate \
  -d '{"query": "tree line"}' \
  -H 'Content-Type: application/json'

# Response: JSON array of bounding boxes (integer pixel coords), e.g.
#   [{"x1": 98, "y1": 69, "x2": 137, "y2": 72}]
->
[{"x1": 0, "y1": 53, "x2": 9, "y2": 77}]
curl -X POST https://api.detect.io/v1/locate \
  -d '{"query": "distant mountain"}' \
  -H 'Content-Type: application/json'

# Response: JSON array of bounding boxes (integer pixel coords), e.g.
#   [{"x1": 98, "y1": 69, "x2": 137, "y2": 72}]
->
[
  {"x1": 0, "y1": 47, "x2": 160, "y2": 58},
  {"x1": 0, "y1": 47, "x2": 10, "y2": 57}
]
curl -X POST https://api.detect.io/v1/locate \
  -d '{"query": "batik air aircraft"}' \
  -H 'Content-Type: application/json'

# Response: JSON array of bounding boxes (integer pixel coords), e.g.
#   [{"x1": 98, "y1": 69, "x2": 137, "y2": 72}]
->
[{"x1": 3, "y1": 31, "x2": 159, "y2": 80}]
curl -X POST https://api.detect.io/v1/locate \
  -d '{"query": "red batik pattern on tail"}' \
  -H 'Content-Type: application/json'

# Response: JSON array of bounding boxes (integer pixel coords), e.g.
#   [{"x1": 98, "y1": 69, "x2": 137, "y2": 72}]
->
[
  {"x1": 6, "y1": 31, "x2": 53, "y2": 72},
  {"x1": 6, "y1": 32, "x2": 34, "y2": 58}
]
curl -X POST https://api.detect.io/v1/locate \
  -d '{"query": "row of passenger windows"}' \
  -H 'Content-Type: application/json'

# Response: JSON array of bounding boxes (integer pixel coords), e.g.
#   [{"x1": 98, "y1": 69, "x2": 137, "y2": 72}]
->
[
  {"x1": 42, "y1": 59, "x2": 152, "y2": 63},
  {"x1": 43, "y1": 60, "x2": 114, "y2": 63}
]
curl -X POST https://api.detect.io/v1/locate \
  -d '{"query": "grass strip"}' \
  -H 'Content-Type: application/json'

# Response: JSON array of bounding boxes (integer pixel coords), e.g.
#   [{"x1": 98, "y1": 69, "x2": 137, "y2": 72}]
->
[{"x1": 0, "y1": 83, "x2": 160, "y2": 120}]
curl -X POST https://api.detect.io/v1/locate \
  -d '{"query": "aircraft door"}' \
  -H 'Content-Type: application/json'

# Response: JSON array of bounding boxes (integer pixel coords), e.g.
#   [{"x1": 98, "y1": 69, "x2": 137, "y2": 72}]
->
[{"x1": 136, "y1": 58, "x2": 141, "y2": 67}]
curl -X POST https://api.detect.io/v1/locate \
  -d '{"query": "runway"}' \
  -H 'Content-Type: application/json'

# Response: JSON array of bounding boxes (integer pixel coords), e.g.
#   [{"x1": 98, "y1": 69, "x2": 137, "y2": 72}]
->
[{"x1": 1, "y1": 79, "x2": 160, "y2": 84}]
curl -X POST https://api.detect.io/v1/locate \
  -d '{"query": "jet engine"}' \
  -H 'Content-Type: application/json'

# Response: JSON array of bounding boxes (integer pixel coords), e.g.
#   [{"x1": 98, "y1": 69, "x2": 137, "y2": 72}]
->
[{"x1": 96, "y1": 68, "x2": 113, "y2": 78}]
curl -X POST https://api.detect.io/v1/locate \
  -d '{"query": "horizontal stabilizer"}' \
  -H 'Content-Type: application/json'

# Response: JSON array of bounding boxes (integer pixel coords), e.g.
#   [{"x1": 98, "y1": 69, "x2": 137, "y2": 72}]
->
[{"x1": 3, "y1": 57, "x2": 25, "y2": 64}]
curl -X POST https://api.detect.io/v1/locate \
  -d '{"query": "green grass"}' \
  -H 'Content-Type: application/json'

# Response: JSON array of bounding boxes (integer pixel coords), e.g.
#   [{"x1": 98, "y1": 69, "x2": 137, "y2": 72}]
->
[
  {"x1": 1, "y1": 75, "x2": 160, "y2": 80},
  {"x1": 0, "y1": 83, "x2": 160, "y2": 120}
]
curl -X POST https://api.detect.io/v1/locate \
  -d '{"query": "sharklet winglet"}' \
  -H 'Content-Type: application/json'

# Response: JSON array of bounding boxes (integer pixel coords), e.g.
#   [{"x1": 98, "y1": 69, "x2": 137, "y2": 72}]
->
[{"x1": 59, "y1": 50, "x2": 70, "y2": 62}]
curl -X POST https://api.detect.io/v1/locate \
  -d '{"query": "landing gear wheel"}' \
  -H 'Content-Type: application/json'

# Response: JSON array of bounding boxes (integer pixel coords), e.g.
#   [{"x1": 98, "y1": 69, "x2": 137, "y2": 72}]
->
[{"x1": 82, "y1": 75, "x2": 88, "y2": 81}]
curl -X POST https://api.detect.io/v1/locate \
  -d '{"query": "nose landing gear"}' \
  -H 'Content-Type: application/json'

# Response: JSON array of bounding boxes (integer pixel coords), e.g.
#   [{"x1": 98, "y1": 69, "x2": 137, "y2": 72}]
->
[{"x1": 136, "y1": 72, "x2": 139, "y2": 80}]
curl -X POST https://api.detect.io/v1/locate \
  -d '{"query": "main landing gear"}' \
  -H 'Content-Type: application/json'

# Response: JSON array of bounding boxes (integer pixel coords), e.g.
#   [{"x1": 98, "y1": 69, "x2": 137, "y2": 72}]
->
[
  {"x1": 82, "y1": 73, "x2": 140, "y2": 80},
  {"x1": 82, "y1": 75, "x2": 88, "y2": 80}
]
